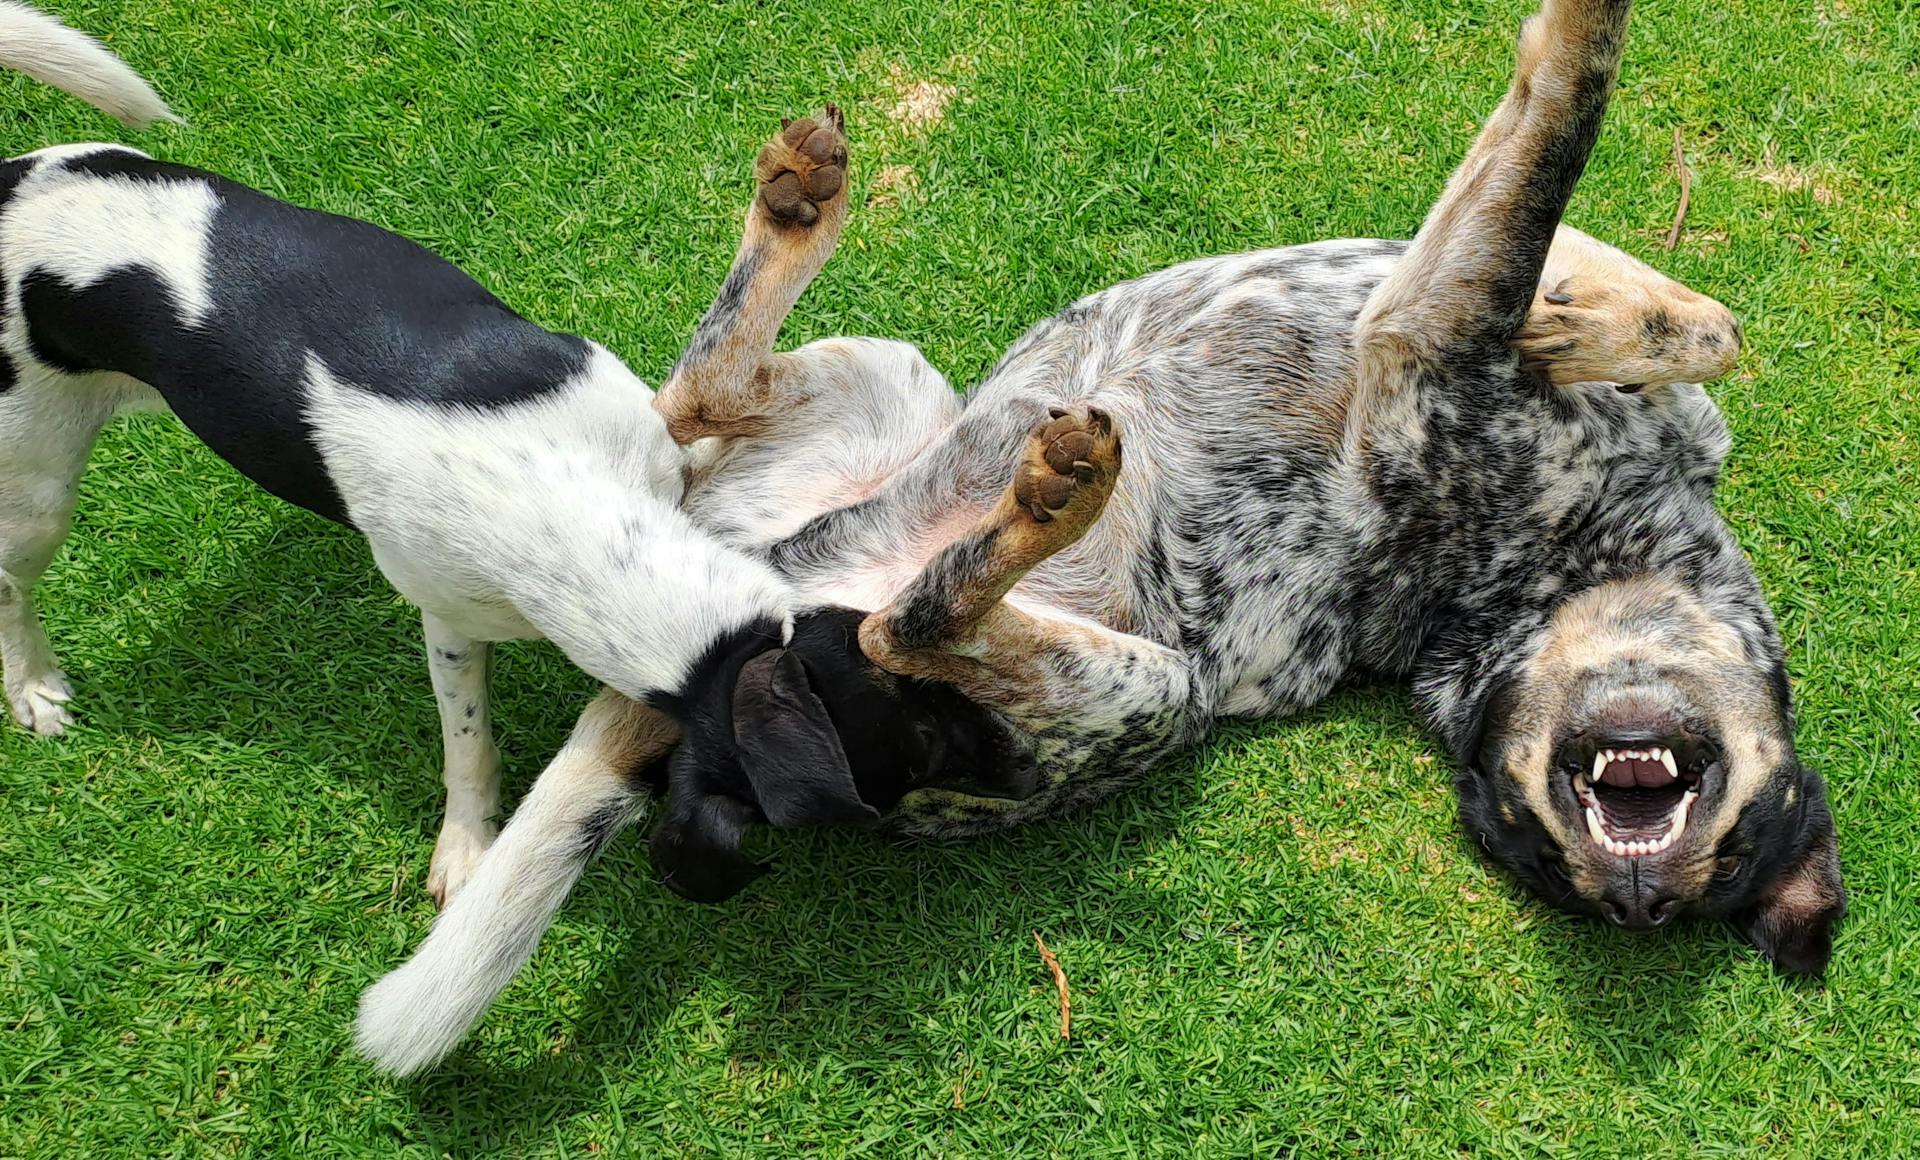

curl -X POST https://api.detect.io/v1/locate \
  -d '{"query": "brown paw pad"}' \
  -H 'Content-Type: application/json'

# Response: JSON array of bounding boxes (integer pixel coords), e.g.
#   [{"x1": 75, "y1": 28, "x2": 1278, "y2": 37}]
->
[
  {"x1": 1013, "y1": 406, "x2": 1120, "y2": 521},
  {"x1": 757, "y1": 105, "x2": 849, "y2": 226}
]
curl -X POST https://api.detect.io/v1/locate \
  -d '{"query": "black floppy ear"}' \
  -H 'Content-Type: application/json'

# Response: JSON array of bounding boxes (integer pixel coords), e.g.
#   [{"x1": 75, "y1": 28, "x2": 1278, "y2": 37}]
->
[
  {"x1": 649, "y1": 748, "x2": 765, "y2": 904},
  {"x1": 1738, "y1": 774, "x2": 1846, "y2": 976},
  {"x1": 733, "y1": 650, "x2": 879, "y2": 827}
]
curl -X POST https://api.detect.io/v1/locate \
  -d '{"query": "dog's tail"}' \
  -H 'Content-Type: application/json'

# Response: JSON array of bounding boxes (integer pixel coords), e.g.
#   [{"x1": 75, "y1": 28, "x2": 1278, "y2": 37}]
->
[
  {"x1": 356, "y1": 692, "x2": 664, "y2": 1076},
  {"x1": 0, "y1": 1, "x2": 179, "y2": 126}
]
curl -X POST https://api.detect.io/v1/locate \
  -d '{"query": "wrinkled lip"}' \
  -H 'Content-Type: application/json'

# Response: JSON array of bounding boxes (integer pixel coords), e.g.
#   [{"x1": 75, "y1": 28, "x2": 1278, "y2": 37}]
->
[{"x1": 1559, "y1": 734, "x2": 1717, "y2": 859}]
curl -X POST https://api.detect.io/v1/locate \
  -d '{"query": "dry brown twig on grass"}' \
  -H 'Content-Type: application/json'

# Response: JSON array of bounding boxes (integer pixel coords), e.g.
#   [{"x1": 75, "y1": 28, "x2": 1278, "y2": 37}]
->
[{"x1": 1033, "y1": 931, "x2": 1071, "y2": 1039}]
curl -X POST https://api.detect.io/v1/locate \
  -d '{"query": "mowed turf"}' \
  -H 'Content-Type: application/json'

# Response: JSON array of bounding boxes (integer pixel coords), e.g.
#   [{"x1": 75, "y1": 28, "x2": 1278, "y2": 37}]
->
[{"x1": 1, "y1": 0, "x2": 1915, "y2": 1154}]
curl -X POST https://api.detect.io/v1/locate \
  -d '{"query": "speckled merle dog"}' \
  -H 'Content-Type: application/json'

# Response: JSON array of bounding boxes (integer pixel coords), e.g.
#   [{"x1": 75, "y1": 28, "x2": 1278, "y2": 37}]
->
[{"x1": 360, "y1": 0, "x2": 1843, "y2": 1075}]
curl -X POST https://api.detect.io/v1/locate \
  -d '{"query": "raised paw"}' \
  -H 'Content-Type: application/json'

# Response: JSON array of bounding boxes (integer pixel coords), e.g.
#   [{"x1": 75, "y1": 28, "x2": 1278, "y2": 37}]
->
[
  {"x1": 1515, "y1": 277, "x2": 1741, "y2": 392},
  {"x1": 426, "y1": 817, "x2": 498, "y2": 909},
  {"x1": 1012, "y1": 406, "x2": 1121, "y2": 527},
  {"x1": 755, "y1": 105, "x2": 849, "y2": 228},
  {"x1": 7, "y1": 671, "x2": 73, "y2": 737}
]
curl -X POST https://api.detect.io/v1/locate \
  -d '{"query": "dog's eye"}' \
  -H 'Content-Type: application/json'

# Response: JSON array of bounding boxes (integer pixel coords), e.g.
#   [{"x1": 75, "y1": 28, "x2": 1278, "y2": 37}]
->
[{"x1": 1714, "y1": 855, "x2": 1743, "y2": 878}]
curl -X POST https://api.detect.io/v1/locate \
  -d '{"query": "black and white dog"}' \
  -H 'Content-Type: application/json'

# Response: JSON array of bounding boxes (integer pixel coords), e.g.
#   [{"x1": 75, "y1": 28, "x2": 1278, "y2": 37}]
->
[{"x1": 0, "y1": 8, "x2": 1019, "y2": 909}]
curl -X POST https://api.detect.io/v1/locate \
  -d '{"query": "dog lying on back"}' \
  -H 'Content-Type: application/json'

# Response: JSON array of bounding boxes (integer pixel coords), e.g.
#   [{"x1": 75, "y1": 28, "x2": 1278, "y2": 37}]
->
[
  {"x1": 359, "y1": 0, "x2": 1843, "y2": 1074},
  {"x1": 0, "y1": 7, "x2": 1022, "y2": 905}
]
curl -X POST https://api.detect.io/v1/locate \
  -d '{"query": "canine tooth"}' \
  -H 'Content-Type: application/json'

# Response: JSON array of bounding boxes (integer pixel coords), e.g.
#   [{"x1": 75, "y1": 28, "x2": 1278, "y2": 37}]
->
[
  {"x1": 1669, "y1": 791, "x2": 1695, "y2": 840},
  {"x1": 1660, "y1": 748, "x2": 1678, "y2": 779},
  {"x1": 1586, "y1": 807, "x2": 1607, "y2": 846},
  {"x1": 1593, "y1": 752, "x2": 1607, "y2": 780}
]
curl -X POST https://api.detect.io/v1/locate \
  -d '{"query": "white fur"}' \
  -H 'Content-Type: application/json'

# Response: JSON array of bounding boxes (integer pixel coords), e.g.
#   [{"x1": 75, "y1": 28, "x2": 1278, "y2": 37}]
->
[
  {"x1": 356, "y1": 693, "x2": 651, "y2": 1075},
  {"x1": 421, "y1": 613, "x2": 503, "y2": 906},
  {"x1": 2, "y1": 147, "x2": 216, "y2": 323},
  {"x1": 0, "y1": 154, "x2": 794, "y2": 908},
  {"x1": 0, "y1": 2, "x2": 178, "y2": 126},
  {"x1": 302, "y1": 349, "x2": 795, "y2": 696}
]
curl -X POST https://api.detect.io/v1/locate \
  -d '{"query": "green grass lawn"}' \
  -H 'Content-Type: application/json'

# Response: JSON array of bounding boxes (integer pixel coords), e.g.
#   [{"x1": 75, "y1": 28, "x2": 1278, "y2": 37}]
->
[{"x1": 2, "y1": 0, "x2": 1916, "y2": 1154}]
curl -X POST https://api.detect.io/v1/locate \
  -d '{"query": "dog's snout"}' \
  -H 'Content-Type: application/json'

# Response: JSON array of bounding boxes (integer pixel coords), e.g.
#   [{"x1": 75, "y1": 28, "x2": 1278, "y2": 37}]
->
[{"x1": 1602, "y1": 886, "x2": 1681, "y2": 930}]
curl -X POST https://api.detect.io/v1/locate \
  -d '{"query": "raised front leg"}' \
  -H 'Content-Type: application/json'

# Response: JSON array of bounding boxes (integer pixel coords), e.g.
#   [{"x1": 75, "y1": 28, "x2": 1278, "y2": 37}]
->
[
  {"x1": 861, "y1": 407, "x2": 1189, "y2": 718},
  {"x1": 1353, "y1": 0, "x2": 1635, "y2": 429},
  {"x1": 420, "y1": 613, "x2": 503, "y2": 907},
  {"x1": 356, "y1": 688, "x2": 677, "y2": 1075},
  {"x1": 654, "y1": 108, "x2": 852, "y2": 444}
]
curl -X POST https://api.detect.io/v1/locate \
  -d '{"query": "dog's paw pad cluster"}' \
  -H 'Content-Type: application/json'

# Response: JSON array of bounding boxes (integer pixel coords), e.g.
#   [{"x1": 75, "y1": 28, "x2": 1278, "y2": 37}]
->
[
  {"x1": 1013, "y1": 407, "x2": 1120, "y2": 524},
  {"x1": 757, "y1": 107, "x2": 849, "y2": 227}
]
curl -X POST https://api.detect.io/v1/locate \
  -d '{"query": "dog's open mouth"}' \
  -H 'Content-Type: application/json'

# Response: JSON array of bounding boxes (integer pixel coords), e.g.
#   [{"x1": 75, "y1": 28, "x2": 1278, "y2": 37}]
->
[{"x1": 1570, "y1": 742, "x2": 1708, "y2": 858}]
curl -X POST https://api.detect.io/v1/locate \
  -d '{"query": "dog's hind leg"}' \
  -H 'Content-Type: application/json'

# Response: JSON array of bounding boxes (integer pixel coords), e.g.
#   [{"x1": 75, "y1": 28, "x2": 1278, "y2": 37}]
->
[
  {"x1": 661, "y1": 108, "x2": 960, "y2": 542},
  {"x1": 0, "y1": 366, "x2": 143, "y2": 735},
  {"x1": 653, "y1": 108, "x2": 854, "y2": 444},
  {"x1": 860, "y1": 408, "x2": 1193, "y2": 765},
  {"x1": 1516, "y1": 224, "x2": 1742, "y2": 390},
  {"x1": 356, "y1": 688, "x2": 677, "y2": 1075},
  {"x1": 420, "y1": 613, "x2": 503, "y2": 907}
]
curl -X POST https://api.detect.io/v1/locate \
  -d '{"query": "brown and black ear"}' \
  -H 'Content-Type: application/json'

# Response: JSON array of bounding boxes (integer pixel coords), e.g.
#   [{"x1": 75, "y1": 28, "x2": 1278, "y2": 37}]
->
[
  {"x1": 732, "y1": 650, "x2": 878, "y2": 828},
  {"x1": 1738, "y1": 778, "x2": 1846, "y2": 976}
]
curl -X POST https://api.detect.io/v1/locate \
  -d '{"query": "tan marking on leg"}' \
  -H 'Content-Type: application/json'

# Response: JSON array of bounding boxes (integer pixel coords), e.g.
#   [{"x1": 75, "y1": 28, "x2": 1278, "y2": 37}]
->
[
  {"x1": 1351, "y1": 0, "x2": 1634, "y2": 442},
  {"x1": 655, "y1": 108, "x2": 851, "y2": 443},
  {"x1": 1515, "y1": 225, "x2": 1742, "y2": 388},
  {"x1": 863, "y1": 406, "x2": 1121, "y2": 656}
]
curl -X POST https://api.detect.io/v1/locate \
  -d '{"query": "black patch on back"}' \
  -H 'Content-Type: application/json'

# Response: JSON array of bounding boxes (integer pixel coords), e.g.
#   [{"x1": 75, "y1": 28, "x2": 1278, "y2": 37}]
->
[
  {"x1": 0, "y1": 156, "x2": 35, "y2": 395},
  {"x1": 0, "y1": 155, "x2": 34, "y2": 210},
  {"x1": 15, "y1": 152, "x2": 594, "y2": 522}
]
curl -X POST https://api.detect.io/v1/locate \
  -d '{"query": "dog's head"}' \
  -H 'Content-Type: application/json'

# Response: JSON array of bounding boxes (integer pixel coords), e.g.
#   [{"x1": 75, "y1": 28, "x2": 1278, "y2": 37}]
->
[
  {"x1": 1457, "y1": 575, "x2": 1845, "y2": 974},
  {"x1": 646, "y1": 607, "x2": 1034, "y2": 902}
]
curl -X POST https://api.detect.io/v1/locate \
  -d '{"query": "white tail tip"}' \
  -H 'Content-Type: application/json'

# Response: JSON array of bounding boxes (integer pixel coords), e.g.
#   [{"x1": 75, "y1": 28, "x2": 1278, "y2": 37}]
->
[{"x1": 0, "y1": 1, "x2": 182, "y2": 127}]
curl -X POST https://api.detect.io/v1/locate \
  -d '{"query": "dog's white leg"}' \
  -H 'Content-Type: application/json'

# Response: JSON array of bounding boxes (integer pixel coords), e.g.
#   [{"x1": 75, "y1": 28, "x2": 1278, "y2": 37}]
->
[
  {"x1": 421, "y1": 612, "x2": 502, "y2": 907},
  {"x1": 0, "y1": 367, "x2": 134, "y2": 735},
  {"x1": 356, "y1": 688, "x2": 676, "y2": 1075}
]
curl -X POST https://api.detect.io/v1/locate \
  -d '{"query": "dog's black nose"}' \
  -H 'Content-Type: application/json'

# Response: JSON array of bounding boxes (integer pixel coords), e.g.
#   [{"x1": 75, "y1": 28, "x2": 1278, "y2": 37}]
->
[{"x1": 1603, "y1": 889, "x2": 1681, "y2": 929}]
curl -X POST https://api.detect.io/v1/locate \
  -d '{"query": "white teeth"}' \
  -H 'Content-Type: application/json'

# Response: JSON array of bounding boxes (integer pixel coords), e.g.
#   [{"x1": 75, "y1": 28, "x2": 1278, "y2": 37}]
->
[
  {"x1": 1592, "y1": 752, "x2": 1607, "y2": 780},
  {"x1": 1584, "y1": 786, "x2": 1700, "y2": 857},
  {"x1": 1670, "y1": 790, "x2": 1696, "y2": 841},
  {"x1": 1659, "y1": 748, "x2": 1678, "y2": 779},
  {"x1": 1604, "y1": 749, "x2": 1616, "y2": 764}
]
